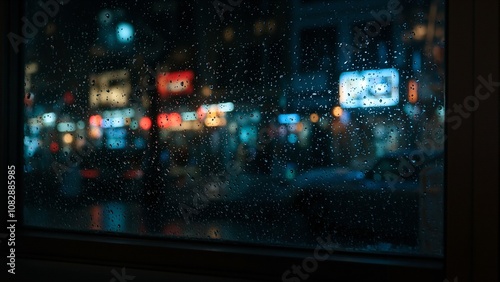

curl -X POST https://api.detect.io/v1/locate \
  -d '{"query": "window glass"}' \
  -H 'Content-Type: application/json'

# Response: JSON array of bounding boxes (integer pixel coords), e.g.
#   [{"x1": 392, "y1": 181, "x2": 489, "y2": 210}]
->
[{"x1": 22, "y1": 0, "x2": 445, "y2": 256}]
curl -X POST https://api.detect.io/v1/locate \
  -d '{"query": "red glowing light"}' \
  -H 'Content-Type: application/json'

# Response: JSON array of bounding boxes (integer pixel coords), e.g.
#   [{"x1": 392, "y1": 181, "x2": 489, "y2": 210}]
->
[
  {"x1": 80, "y1": 169, "x2": 100, "y2": 179},
  {"x1": 24, "y1": 93, "x2": 34, "y2": 107},
  {"x1": 49, "y1": 142, "x2": 59, "y2": 153},
  {"x1": 123, "y1": 169, "x2": 144, "y2": 179},
  {"x1": 156, "y1": 70, "x2": 194, "y2": 98},
  {"x1": 139, "y1": 117, "x2": 152, "y2": 130},
  {"x1": 89, "y1": 115, "x2": 102, "y2": 127},
  {"x1": 63, "y1": 91, "x2": 75, "y2": 104},
  {"x1": 163, "y1": 224, "x2": 182, "y2": 236},
  {"x1": 196, "y1": 106, "x2": 208, "y2": 121},
  {"x1": 157, "y1": 113, "x2": 182, "y2": 129}
]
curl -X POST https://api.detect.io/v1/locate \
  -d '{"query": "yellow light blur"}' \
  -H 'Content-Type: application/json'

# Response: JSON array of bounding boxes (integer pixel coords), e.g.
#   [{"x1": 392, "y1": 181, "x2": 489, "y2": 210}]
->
[
  {"x1": 89, "y1": 127, "x2": 102, "y2": 139},
  {"x1": 62, "y1": 133, "x2": 74, "y2": 144},
  {"x1": 412, "y1": 24, "x2": 427, "y2": 40},
  {"x1": 310, "y1": 113, "x2": 319, "y2": 123},
  {"x1": 332, "y1": 106, "x2": 343, "y2": 117},
  {"x1": 89, "y1": 70, "x2": 131, "y2": 108},
  {"x1": 205, "y1": 116, "x2": 227, "y2": 127},
  {"x1": 223, "y1": 27, "x2": 234, "y2": 42},
  {"x1": 164, "y1": 121, "x2": 203, "y2": 131},
  {"x1": 267, "y1": 19, "x2": 276, "y2": 33},
  {"x1": 254, "y1": 21, "x2": 264, "y2": 36}
]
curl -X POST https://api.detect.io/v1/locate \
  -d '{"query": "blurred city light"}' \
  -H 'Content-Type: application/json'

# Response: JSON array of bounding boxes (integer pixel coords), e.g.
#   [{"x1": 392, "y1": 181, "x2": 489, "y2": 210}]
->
[
  {"x1": 158, "y1": 113, "x2": 182, "y2": 129},
  {"x1": 287, "y1": 133, "x2": 298, "y2": 144},
  {"x1": 139, "y1": 117, "x2": 152, "y2": 130},
  {"x1": 181, "y1": 111, "x2": 197, "y2": 121},
  {"x1": 89, "y1": 115, "x2": 102, "y2": 127},
  {"x1": 408, "y1": 79, "x2": 418, "y2": 104},
  {"x1": 116, "y1": 22, "x2": 134, "y2": 43},
  {"x1": 332, "y1": 106, "x2": 343, "y2": 117},
  {"x1": 201, "y1": 85, "x2": 213, "y2": 97},
  {"x1": 309, "y1": 113, "x2": 319, "y2": 123},
  {"x1": 88, "y1": 127, "x2": 102, "y2": 139},
  {"x1": 62, "y1": 133, "x2": 74, "y2": 144},
  {"x1": 63, "y1": 91, "x2": 75, "y2": 104},
  {"x1": 42, "y1": 112, "x2": 56, "y2": 126},
  {"x1": 57, "y1": 122, "x2": 76, "y2": 132},
  {"x1": 339, "y1": 68, "x2": 399, "y2": 108},
  {"x1": 157, "y1": 70, "x2": 195, "y2": 98},
  {"x1": 278, "y1": 113, "x2": 300, "y2": 124},
  {"x1": 49, "y1": 141, "x2": 59, "y2": 153},
  {"x1": 223, "y1": 26, "x2": 234, "y2": 42},
  {"x1": 89, "y1": 70, "x2": 131, "y2": 108}
]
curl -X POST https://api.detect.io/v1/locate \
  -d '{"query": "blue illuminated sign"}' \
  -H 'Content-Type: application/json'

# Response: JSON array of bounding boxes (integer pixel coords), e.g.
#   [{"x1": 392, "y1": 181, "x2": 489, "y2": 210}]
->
[
  {"x1": 278, "y1": 114, "x2": 300, "y2": 124},
  {"x1": 339, "y1": 68, "x2": 399, "y2": 108}
]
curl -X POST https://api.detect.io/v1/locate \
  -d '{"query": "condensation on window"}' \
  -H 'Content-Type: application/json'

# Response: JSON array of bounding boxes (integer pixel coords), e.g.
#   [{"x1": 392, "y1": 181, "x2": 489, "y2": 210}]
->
[{"x1": 22, "y1": 0, "x2": 445, "y2": 256}]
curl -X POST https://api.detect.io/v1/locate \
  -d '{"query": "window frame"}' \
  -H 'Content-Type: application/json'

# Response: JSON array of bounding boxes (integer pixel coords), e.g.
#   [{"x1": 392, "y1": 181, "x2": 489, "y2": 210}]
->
[{"x1": 1, "y1": 0, "x2": 498, "y2": 280}]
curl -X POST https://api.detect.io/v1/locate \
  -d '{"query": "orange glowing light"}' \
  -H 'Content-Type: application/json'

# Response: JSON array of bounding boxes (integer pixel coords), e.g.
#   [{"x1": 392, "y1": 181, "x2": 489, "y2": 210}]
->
[
  {"x1": 89, "y1": 115, "x2": 102, "y2": 127},
  {"x1": 332, "y1": 106, "x2": 343, "y2": 117},
  {"x1": 408, "y1": 80, "x2": 418, "y2": 104},
  {"x1": 310, "y1": 113, "x2": 319, "y2": 123},
  {"x1": 89, "y1": 205, "x2": 102, "y2": 230}
]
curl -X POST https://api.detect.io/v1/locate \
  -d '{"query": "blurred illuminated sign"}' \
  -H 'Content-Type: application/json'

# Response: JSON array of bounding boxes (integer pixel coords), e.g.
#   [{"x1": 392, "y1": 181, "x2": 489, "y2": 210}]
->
[
  {"x1": 157, "y1": 71, "x2": 194, "y2": 98},
  {"x1": 339, "y1": 68, "x2": 399, "y2": 108},
  {"x1": 89, "y1": 70, "x2": 131, "y2": 108},
  {"x1": 157, "y1": 113, "x2": 182, "y2": 129},
  {"x1": 278, "y1": 114, "x2": 300, "y2": 124}
]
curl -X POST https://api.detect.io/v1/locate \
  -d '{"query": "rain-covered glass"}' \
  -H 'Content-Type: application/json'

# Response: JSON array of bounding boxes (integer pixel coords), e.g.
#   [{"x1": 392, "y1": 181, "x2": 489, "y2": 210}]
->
[{"x1": 22, "y1": 0, "x2": 445, "y2": 256}]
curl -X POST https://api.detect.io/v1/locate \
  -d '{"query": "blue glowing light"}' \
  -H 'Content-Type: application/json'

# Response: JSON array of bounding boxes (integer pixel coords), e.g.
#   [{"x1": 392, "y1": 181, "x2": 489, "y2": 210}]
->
[
  {"x1": 278, "y1": 114, "x2": 300, "y2": 124},
  {"x1": 116, "y1": 22, "x2": 134, "y2": 43},
  {"x1": 287, "y1": 133, "x2": 298, "y2": 144}
]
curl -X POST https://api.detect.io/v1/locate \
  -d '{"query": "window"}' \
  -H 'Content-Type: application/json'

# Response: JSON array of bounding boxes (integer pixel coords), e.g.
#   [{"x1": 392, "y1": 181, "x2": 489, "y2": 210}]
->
[
  {"x1": 2, "y1": 0, "x2": 498, "y2": 281},
  {"x1": 20, "y1": 0, "x2": 445, "y2": 255}
]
